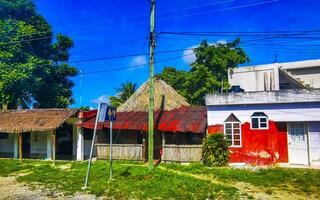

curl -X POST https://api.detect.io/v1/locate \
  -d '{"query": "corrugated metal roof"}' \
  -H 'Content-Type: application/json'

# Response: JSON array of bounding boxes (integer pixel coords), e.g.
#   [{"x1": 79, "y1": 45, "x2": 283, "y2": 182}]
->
[{"x1": 79, "y1": 106, "x2": 207, "y2": 134}]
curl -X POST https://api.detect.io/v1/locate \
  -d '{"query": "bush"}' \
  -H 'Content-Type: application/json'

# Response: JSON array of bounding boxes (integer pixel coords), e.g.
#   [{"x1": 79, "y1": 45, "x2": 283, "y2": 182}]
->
[{"x1": 202, "y1": 133, "x2": 230, "y2": 167}]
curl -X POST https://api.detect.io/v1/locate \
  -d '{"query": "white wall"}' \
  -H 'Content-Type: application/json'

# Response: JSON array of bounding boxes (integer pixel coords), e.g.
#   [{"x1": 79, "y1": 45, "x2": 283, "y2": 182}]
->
[
  {"x1": 287, "y1": 67, "x2": 320, "y2": 88},
  {"x1": 30, "y1": 132, "x2": 48, "y2": 156},
  {"x1": 229, "y1": 68, "x2": 276, "y2": 92},
  {"x1": 309, "y1": 122, "x2": 320, "y2": 163},
  {"x1": 208, "y1": 103, "x2": 320, "y2": 125}
]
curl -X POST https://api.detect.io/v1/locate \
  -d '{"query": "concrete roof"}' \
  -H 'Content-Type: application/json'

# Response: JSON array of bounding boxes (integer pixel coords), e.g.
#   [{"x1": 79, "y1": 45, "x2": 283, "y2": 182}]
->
[
  {"x1": 206, "y1": 89, "x2": 320, "y2": 106},
  {"x1": 233, "y1": 59, "x2": 320, "y2": 73}
]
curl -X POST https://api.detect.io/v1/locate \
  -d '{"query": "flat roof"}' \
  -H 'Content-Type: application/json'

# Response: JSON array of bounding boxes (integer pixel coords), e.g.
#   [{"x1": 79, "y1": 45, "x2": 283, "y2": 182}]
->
[
  {"x1": 206, "y1": 89, "x2": 320, "y2": 106},
  {"x1": 233, "y1": 59, "x2": 320, "y2": 73}
]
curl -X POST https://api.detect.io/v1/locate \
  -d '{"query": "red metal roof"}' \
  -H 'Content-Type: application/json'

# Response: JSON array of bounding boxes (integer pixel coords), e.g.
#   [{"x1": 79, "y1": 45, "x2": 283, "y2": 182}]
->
[{"x1": 79, "y1": 106, "x2": 207, "y2": 134}]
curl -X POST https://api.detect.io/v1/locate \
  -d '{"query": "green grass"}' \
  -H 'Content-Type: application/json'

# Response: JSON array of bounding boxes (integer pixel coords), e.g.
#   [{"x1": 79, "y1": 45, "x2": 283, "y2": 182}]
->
[
  {"x1": 1, "y1": 159, "x2": 319, "y2": 199},
  {"x1": 0, "y1": 159, "x2": 241, "y2": 199},
  {"x1": 163, "y1": 163, "x2": 320, "y2": 196}
]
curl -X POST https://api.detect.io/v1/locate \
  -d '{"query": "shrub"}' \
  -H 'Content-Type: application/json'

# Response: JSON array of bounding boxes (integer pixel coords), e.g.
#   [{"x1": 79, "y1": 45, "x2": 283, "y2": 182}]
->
[{"x1": 202, "y1": 133, "x2": 230, "y2": 167}]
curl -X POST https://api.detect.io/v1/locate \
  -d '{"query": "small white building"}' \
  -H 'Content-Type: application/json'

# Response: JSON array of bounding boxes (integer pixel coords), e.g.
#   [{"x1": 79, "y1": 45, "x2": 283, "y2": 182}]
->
[
  {"x1": 206, "y1": 89, "x2": 320, "y2": 166},
  {"x1": 229, "y1": 59, "x2": 320, "y2": 91},
  {"x1": 0, "y1": 109, "x2": 92, "y2": 161}
]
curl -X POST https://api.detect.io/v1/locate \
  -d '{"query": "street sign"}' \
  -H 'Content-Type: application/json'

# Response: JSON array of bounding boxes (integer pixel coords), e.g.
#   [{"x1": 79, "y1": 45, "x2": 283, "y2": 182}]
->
[
  {"x1": 98, "y1": 103, "x2": 116, "y2": 122},
  {"x1": 84, "y1": 103, "x2": 117, "y2": 188}
]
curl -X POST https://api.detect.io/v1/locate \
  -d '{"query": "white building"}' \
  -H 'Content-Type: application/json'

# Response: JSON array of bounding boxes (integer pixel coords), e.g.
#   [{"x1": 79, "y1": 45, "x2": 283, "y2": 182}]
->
[
  {"x1": 0, "y1": 109, "x2": 92, "y2": 161},
  {"x1": 229, "y1": 59, "x2": 320, "y2": 92},
  {"x1": 206, "y1": 90, "x2": 320, "y2": 166}
]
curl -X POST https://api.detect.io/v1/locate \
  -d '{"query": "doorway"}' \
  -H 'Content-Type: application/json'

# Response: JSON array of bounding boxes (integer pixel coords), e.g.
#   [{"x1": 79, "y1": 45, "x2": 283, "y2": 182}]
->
[
  {"x1": 288, "y1": 122, "x2": 309, "y2": 165},
  {"x1": 22, "y1": 132, "x2": 31, "y2": 158},
  {"x1": 56, "y1": 123, "x2": 73, "y2": 160}
]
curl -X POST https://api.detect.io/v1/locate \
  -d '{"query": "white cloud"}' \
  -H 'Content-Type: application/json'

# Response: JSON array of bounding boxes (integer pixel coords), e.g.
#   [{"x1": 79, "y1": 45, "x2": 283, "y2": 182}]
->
[
  {"x1": 183, "y1": 40, "x2": 228, "y2": 64},
  {"x1": 216, "y1": 39, "x2": 227, "y2": 45},
  {"x1": 130, "y1": 55, "x2": 147, "y2": 66},
  {"x1": 183, "y1": 45, "x2": 197, "y2": 64},
  {"x1": 91, "y1": 95, "x2": 109, "y2": 104}
]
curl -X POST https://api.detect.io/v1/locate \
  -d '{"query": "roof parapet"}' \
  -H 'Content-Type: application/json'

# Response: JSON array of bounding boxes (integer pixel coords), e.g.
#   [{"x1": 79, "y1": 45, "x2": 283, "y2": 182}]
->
[{"x1": 206, "y1": 89, "x2": 320, "y2": 106}]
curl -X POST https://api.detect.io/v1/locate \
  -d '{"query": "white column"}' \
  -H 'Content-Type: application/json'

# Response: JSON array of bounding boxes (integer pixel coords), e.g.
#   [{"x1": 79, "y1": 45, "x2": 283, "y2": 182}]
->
[
  {"x1": 47, "y1": 131, "x2": 52, "y2": 160},
  {"x1": 13, "y1": 133, "x2": 18, "y2": 158},
  {"x1": 76, "y1": 126, "x2": 84, "y2": 161},
  {"x1": 274, "y1": 65, "x2": 280, "y2": 90}
]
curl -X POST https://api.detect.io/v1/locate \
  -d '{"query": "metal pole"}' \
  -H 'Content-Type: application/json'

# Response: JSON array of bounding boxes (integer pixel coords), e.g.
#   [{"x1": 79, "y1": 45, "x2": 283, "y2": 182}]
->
[
  {"x1": 84, "y1": 103, "x2": 101, "y2": 189},
  {"x1": 148, "y1": 0, "x2": 156, "y2": 170},
  {"x1": 109, "y1": 120, "x2": 113, "y2": 180}
]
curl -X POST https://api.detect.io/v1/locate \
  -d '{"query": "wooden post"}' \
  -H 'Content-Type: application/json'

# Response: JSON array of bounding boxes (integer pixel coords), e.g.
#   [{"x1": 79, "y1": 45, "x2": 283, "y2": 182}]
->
[
  {"x1": 19, "y1": 133, "x2": 22, "y2": 163},
  {"x1": 52, "y1": 130, "x2": 56, "y2": 165},
  {"x1": 162, "y1": 132, "x2": 165, "y2": 146}
]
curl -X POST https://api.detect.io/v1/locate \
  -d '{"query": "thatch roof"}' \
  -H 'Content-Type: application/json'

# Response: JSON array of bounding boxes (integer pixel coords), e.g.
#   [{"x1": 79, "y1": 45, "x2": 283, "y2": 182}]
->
[
  {"x1": 0, "y1": 109, "x2": 78, "y2": 133},
  {"x1": 118, "y1": 79, "x2": 190, "y2": 112}
]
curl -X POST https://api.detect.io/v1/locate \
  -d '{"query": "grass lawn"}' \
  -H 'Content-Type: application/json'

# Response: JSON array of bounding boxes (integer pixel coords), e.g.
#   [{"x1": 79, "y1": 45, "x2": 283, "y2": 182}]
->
[{"x1": 0, "y1": 159, "x2": 319, "y2": 199}]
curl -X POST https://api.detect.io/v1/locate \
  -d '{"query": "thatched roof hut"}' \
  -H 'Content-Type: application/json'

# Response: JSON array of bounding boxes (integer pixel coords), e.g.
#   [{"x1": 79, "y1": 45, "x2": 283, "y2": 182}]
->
[
  {"x1": 80, "y1": 79, "x2": 207, "y2": 134},
  {"x1": 118, "y1": 79, "x2": 190, "y2": 112},
  {"x1": 0, "y1": 109, "x2": 78, "y2": 133}
]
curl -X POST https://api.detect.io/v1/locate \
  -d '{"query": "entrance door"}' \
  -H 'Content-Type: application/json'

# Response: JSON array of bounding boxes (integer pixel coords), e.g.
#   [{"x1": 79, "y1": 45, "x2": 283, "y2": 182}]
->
[
  {"x1": 56, "y1": 123, "x2": 73, "y2": 160},
  {"x1": 288, "y1": 122, "x2": 308, "y2": 165},
  {"x1": 22, "y1": 133, "x2": 31, "y2": 158}
]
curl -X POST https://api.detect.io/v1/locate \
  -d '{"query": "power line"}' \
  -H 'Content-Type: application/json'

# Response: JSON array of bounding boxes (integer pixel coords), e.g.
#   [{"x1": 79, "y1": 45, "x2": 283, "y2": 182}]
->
[
  {"x1": 69, "y1": 47, "x2": 197, "y2": 63},
  {"x1": 80, "y1": 52, "x2": 195, "y2": 75},
  {"x1": 71, "y1": 38, "x2": 147, "y2": 57},
  {"x1": 156, "y1": 0, "x2": 279, "y2": 22},
  {"x1": 159, "y1": 30, "x2": 320, "y2": 38},
  {"x1": 156, "y1": 0, "x2": 235, "y2": 15}
]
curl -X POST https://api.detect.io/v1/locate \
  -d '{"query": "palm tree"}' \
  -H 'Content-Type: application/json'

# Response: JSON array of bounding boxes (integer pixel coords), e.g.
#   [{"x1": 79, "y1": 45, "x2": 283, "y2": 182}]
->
[{"x1": 109, "y1": 81, "x2": 137, "y2": 108}]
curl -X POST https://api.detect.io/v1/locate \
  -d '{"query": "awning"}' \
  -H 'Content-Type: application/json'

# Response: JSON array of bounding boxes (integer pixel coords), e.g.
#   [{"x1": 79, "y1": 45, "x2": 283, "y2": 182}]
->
[{"x1": 79, "y1": 106, "x2": 207, "y2": 134}]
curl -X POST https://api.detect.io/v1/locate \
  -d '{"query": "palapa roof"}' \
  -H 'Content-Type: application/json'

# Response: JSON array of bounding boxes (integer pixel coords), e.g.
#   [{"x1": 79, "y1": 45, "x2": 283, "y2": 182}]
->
[
  {"x1": 79, "y1": 79, "x2": 207, "y2": 134},
  {"x1": 118, "y1": 79, "x2": 190, "y2": 112},
  {"x1": 0, "y1": 109, "x2": 78, "y2": 133}
]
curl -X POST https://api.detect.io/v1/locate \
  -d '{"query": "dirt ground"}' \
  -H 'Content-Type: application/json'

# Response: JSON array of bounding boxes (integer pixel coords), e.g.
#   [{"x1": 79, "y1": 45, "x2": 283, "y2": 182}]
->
[{"x1": 0, "y1": 176, "x2": 98, "y2": 200}]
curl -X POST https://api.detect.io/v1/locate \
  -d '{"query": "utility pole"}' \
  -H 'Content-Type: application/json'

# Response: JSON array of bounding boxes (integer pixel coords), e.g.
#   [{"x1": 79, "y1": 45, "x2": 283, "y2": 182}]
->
[{"x1": 148, "y1": 0, "x2": 156, "y2": 170}]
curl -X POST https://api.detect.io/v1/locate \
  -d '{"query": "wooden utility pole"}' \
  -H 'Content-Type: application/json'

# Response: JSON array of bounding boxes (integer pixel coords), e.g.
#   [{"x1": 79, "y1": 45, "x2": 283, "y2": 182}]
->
[
  {"x1": 19, "y1": 133, "x2": 22, "y2": 163},
  {"x1": 148, "y1": 0, "x2": 156, "y2": 170},
  {"x1": 52, "y1": 131, "x2": 56, "y2": 165}
]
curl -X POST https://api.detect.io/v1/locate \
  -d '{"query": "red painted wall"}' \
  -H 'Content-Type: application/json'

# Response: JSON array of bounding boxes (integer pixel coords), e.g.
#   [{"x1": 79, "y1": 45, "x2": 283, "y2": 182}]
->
[{"x1": 208, "y1": 120, "x2": 288, "y2": 165}]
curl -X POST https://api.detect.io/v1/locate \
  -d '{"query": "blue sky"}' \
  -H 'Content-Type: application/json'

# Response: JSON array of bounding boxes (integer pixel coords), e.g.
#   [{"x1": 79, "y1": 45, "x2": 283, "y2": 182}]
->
[{"x1": 34, "y1": 0, "x2": 320, "y2": 108}]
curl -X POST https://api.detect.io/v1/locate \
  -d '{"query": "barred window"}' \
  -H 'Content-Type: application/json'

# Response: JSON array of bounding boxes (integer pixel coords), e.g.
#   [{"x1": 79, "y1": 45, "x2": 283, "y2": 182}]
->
[{"x1": 224, "y1": 114, "x2": 241, "y2": 147}]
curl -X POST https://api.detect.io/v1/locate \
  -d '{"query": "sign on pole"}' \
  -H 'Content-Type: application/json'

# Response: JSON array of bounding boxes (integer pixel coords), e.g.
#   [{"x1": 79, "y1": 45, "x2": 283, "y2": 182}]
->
[
  {"x1": 84, "y1": 103, "x2": 115, "y2": 188},
  {"x1": 106, "y1": 106, "x2": 116, "y2": 180}
]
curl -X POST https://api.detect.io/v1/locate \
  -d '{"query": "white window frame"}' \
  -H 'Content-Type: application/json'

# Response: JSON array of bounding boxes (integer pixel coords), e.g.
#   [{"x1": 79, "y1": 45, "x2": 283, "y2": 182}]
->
[
  {"x1": 250, "y1": 116, "x2": 269, "y2": 130},
  {"x1": 224, "y1": 122, "x2": 242, "y2": 147}
]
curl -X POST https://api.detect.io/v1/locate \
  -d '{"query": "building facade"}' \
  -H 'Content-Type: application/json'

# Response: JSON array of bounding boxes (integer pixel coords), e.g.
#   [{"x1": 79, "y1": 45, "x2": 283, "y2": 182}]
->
[
  {"x1": 0, "y1": 109, "x2": 92, "y2": 161},
  {"x1": 206, "y1": 90, "x2": 320, "y2": 166},
  {"x1": 229, "y1": 59, "x2": 320, "y2": 92}
]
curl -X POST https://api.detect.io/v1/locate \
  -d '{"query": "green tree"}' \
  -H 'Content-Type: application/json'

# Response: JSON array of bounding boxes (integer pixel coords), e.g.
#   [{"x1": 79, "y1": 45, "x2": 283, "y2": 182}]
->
[
  {"x1": 156, "y1": 39, "x2": 249, "y2": 105},
  {"x1": 156, "y1": 67, "x2": 188, "y2": 96},
  {"x1": 0, "y1": 0, "x2": 78, "y2": 109},
  {"x1": 109, "y1": 82, "x2": 137, "y2": 108}
]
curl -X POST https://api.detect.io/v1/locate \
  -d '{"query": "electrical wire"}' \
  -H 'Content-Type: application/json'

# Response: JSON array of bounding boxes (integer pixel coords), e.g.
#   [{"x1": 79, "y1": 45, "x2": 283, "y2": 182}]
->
[
  {"x1": 80, "y1": 52, "x2": 195, "y2": 75},
  {"x1": 156, "y1": 0, "x2": 279, "y2": 22}
]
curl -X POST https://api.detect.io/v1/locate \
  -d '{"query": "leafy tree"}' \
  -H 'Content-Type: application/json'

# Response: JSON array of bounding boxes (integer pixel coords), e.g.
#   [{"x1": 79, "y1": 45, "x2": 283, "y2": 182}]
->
[
  {"x1": 0, "y1": 0, "x2": 78, "y2": 109},
  {"x1": 79, "y1": 106, "x2": 90, "y2": 111},
  {"x1": 202, "y1": 133, "x2": 230, "y2": 167},
  {"x1": 109, "y1": 82, "x2": 137, "y2": 108},
  {"x1": 156, "y1": 39, "x2": 249, "y2": 105}
]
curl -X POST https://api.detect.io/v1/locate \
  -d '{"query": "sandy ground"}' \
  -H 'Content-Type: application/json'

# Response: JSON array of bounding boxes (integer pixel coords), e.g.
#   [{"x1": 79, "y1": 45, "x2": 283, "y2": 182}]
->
[{"x1": 0, "y1": 176, "x2": 98, "y2": 200}]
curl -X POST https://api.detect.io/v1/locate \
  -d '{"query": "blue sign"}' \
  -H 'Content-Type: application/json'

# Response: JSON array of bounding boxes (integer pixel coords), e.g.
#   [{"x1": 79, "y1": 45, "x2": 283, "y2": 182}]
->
[{"x1": 98, "y1": 103, "x2": 116, "y2": 122}]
